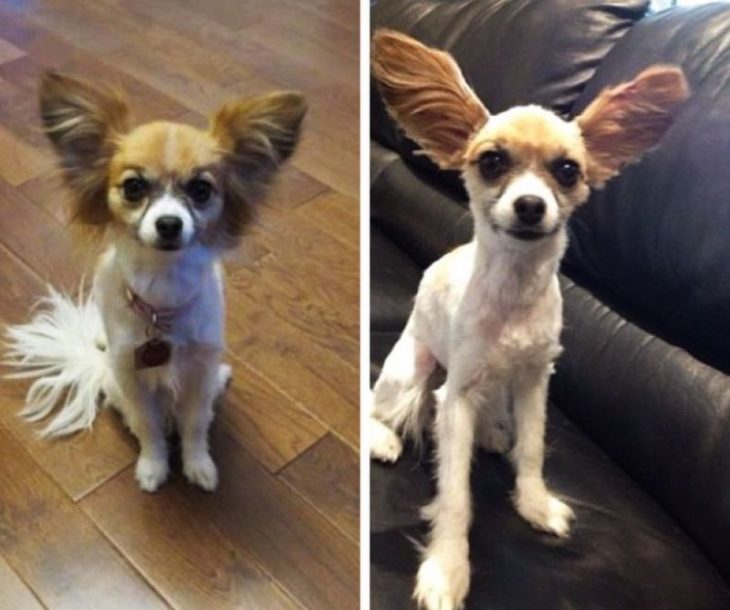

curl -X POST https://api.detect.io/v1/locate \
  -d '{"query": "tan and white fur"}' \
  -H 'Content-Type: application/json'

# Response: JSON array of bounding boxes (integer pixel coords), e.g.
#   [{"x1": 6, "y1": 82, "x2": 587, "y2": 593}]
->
[
  {"x1": 369, "y1": 30, "x2": 688, "y2": 610},
  {"x1": 4, "y1": 72, "x2": 306, "y2": 493}
]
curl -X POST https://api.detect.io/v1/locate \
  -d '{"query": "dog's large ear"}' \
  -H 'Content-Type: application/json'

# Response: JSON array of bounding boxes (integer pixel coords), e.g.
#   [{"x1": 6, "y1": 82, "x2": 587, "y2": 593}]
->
[
  {"x1": 372, "y1": 29, "x2": 488, "y2": 170},
  {"x1": 39, "y1": 71, "x2": 129, "y2": 225},
  {"x1": 209, "y1": 92, "x2": 307, "y2": 244},
  {"x1": 577, "y1": 65, "x2": 689, "y2": 187}
]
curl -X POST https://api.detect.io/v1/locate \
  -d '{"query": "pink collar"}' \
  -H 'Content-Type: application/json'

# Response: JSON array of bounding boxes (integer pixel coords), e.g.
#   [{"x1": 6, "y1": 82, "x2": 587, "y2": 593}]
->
[{"x1": 125, "y1": 287, "x2": 183, "y2": 335}]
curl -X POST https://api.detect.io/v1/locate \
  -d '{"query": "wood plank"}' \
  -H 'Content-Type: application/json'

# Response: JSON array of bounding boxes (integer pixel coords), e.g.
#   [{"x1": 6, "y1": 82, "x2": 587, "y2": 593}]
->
[
  {"x1": 0, "y1": 51, "x2": 189, "y2": 129},
  {"x1": 0, "y1": 179, "x2": 90, "y2": 291},
  {"x1": 279, "y1": 434, "x2": 359, "y2": 543},
  {"x1": 60, "y1": 0, "x2": 277, "y2": 116},
  {"x1": 15, "y1": 1, "x2": 127, "y2": 56},
  {"x1": 18, "y1": 171, "x2": 68, "y2": 225},
  {"x1": 1, "y1": 378, "x2": 137, "y2": 502},
  {"x1": 242, "y1": 17, "x2": 357, "y2": 88},
  {"x1": 84, "y1": 427, "x2": 358, "y2": 610},
  {"x1": 293, "y1": 128, "x2": 359, "y2": 199},
  {"x1": 267, "y1": 166, "x2": 330, "y2": 210},
  {"x1": 0, "y1": 239, "x2": 47, "y2": 316},
  {"x1": 225, "y1": 287, "x2": 358, "y2": 448},
  {"x1": 0, "y1": 424, "x2": 168, "y2": 610},
  {"x1": 278, "y1": 0, "x2": 359, "y2": 36},
  {"x1": 0, "y1": 554, "x2": 43, "y2": 610},
  {"x1": 0, "y1": 242, "x2": 138, "y2": 501},
  {"x1": 257, "y1": 196, "x2": 359, "y2": 319},
  {"x1": 293, "y1": 190, "x2": 359, "y2": 250},
  {"x1": 234, "y1": 195, "x2": 359, "y2": 355},
  {"x1": 175, "y1": 0, "x2": 270, "y2": 29},
  {"x1": 227, "y1": 240, "x2": 358, "y2": 364},
  {"x1": 220, "y1": 354, "x2": 327, "y2": 473},
  {"x1": 0, "y1": 9, "x2": 189, "y2": 127},
  {"x1": 81, "y1": 470, "x2": 301, "y2": 610},
  {"x1": 0, "y1": 124, "x2": 52, "y2": 187},
  {"x1": 0, "y1": 38, "x2": 24, "y2": 64}
]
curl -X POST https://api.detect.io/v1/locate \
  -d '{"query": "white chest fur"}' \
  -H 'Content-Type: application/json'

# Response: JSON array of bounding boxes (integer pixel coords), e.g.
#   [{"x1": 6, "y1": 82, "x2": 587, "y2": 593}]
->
[
  {"x1": 93, "y1": 240, "x2": 226, "y2": 382},
  {"x1": 414, "y1": 237, "x2": 564, "y2": 380}
]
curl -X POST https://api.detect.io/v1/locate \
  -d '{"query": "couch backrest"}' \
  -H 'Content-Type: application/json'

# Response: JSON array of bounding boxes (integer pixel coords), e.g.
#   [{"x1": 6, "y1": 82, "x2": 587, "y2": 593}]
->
[{"x1": 564, "y1": 4, "x2": 730, "y2": 374}]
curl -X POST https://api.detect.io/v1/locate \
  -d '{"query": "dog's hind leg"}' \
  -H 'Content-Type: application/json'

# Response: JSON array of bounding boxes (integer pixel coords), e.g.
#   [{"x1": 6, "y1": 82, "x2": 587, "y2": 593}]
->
[{"x1": 370, "y1": 321, "x2": 436, "y2": 463}]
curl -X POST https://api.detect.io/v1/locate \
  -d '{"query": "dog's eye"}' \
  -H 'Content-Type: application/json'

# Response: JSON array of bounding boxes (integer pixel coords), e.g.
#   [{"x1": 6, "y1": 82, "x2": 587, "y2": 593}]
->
[
  {"x1": 186, "y1": 179, "x2": 213, "y2": 206},
  {"x1": 478, "y1": 150, "x2": 510, "y2": 181},
  {"x1": 551, "y1": 159, "x2": 580, "y2": 188},
  {"x1": 122, "y1": 177, "x2": 149, "y2": 203}
]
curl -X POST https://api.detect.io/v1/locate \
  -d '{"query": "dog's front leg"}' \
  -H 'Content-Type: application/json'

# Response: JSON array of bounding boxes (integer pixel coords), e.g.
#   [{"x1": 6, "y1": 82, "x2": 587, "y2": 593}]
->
[
  {"x1": 114, "y1": 367, "x2": 169, "y2": 492},
  {"x1": 510, "y1": 364, "x2": 574, "y2": 536},
  {"x1": 178, "y1": 357, "x2": 221, "y2": 491},
  {"x1": 415, "y1": 385, "x2": 476, "y2": 610}
]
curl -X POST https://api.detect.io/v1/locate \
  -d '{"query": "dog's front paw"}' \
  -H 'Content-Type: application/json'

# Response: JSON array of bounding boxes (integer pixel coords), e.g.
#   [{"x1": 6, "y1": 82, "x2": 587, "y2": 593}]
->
[
  {"x1": 135, "y1": 455, "x2": 169, "y2": 493},
  {"x1": 513, "y1": 480, "x2": 574, "y2": 537},
  {"x1": 369, "y1": 417, "x2": 403, "y2": 463},
  {"x1": 414, "y1": 545, "x2": 470, "y2": 610},
  {"x1": 184, "y1": 453, "x2": 219, "y2": 491}
]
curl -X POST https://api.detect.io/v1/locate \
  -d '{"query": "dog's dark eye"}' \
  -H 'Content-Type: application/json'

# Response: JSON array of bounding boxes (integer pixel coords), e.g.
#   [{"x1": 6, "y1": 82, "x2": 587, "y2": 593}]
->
[
  {"x1": 479, "y1": 149, "x2": 511, "y2": 181},
  {"x1": 122, "y1": 177, "x2": 149, "y2": 203},
  {"x1": 551, "y1": 159, "x2": 580, "y2": 188},
  {"x1": 186, "y1": 179, "x2": 213, "y2": 206}
]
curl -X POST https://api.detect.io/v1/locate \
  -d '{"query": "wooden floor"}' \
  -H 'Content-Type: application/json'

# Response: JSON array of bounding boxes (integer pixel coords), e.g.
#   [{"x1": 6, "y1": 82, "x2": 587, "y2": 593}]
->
[{"x1": 0, "y1": 1, "x2": 359, "y2": 609}]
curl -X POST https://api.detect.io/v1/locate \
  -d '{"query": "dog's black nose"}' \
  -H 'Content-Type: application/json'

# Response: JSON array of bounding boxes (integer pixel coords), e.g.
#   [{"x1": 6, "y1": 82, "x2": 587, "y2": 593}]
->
[
  {"x1": 514, "y1": 196, "x2": 545, "y2": 226},
  {"x1": 155, "y1": 216, "x2": 183, "y2": 240}
]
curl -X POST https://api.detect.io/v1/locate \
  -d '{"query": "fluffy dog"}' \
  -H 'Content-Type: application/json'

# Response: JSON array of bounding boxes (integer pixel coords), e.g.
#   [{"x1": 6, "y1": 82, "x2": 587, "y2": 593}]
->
[
  {"x1": 369, "y1": 30, "x2": 688, "y2": 610},
  {"x1": 5, "y1": 72, "x2": 306, "y2": 493}
]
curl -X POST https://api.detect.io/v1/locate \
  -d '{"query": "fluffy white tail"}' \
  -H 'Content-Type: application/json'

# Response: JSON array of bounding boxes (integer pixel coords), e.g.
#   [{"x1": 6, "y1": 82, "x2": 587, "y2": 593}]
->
[{"x1": 3, "y1": 285, "x2": 110, "y2": 437}]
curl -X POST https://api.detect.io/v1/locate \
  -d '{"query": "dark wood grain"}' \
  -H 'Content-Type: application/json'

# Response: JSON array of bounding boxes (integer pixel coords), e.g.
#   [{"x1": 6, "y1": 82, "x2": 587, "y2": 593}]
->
[
  {"x1": 226, "y1": 286, "x2": 359, "y2": 448},
  {"x1": 0, "y1": 424, "x2": 168, "y2": 610},
  {"x1": 0, "y1": 1, "x2": 359, "y2": 607},
  {"x1": 220, "y1": 354, "x2": 327, "y2": 473},
  {"x1": 81, "y1": 470, "x2": 302, "y2": 610},
  {"x1": 84, "y1": 427, "x2": 359, "y2": 610},
  {"x1": 280, "y1": 433, "x2": 360, "y2": 542}
]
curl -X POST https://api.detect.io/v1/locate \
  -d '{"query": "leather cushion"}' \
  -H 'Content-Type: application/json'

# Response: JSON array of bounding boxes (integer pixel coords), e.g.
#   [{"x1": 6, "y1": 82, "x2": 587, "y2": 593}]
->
[
  {"x1": 553, "y1": 276, "x2": 730, "y2": 580},
  {"x1": 371, "y1": 141, "x2": 471, "y2": 269},
  {"x1": 370, "y1": 225, "x2": 420, "y2": 333},
  {"x1": 371, "y1": 406, "x2": 730, "y2": 609}
]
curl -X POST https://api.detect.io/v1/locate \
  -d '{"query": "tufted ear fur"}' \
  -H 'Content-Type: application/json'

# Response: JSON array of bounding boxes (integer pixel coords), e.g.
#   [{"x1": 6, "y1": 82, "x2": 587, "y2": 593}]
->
[
  {"x1": 209, "y1": 92, "x2": 307, "y2": 245},
  {"x1": 39, "y1": 71, "x2": 129, "y2": 225},
  {"x1": 577, "y1": 65, "x2": 689, "y2": 187},
  {"x1": 371, "y1": 29, "x2": 488, "y2": 170}
]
